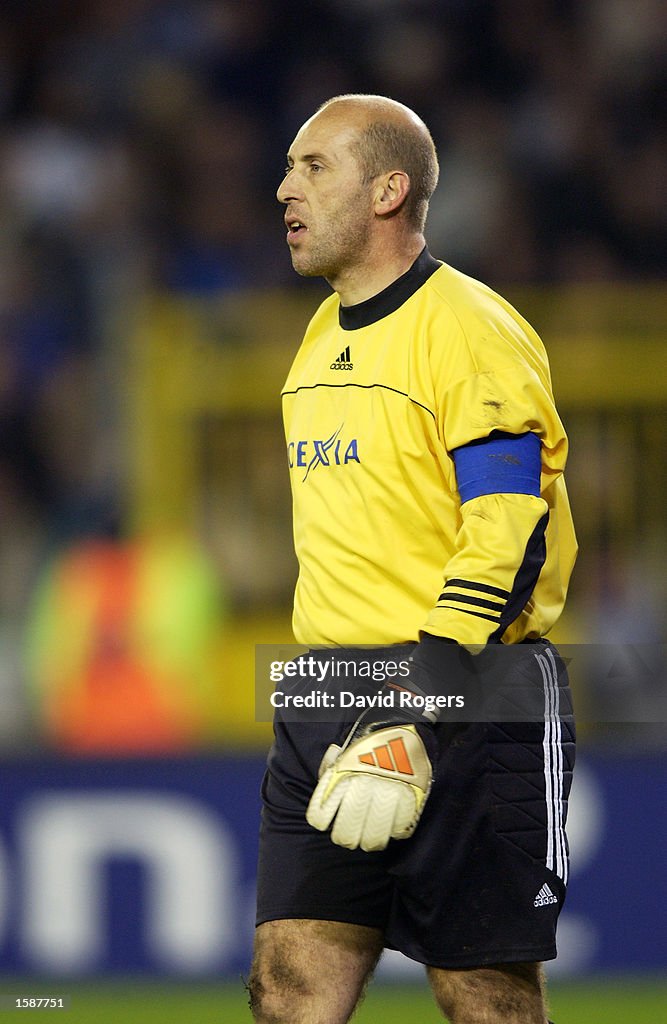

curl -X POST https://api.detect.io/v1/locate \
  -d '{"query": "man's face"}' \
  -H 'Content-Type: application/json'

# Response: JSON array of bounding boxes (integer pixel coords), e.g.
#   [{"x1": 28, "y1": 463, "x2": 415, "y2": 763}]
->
[{"x1": 277, "y1": 108, "x2": 375, "y2": 283}]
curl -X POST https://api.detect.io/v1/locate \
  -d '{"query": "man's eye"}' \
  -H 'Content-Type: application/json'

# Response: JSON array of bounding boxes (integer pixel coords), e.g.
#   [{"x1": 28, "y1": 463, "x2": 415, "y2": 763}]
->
[{"x1": 310, "y1": 163, "x2": 322, "y2": 172}]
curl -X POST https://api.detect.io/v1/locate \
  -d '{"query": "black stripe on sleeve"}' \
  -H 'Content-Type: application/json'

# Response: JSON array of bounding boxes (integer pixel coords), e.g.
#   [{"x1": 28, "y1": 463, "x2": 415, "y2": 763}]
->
[
  {"x1": 443, "y1": 578, "x2": 511, "y2": 600},
  {"x1": 436, "y1": 592, "x2": 506, "y2": 613},
  {"x1": 436, "y1": 604, "x2": 503, "y2": 624},
  {"x1": 488, "y1": 511, "x2": 549, "y2": 643}
]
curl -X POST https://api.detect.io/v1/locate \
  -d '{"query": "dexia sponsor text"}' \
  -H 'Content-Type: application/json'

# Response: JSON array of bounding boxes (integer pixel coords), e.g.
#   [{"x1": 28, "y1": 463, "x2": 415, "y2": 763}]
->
[{"x1": 287, "y1": 438, "x2": 360, "y2": 468}]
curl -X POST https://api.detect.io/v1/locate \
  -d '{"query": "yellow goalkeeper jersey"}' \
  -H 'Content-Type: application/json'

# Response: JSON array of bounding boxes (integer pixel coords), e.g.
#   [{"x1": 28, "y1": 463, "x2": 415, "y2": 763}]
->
[{"x1": 282, "y1": 249, "x2": 577, "y2": 647}]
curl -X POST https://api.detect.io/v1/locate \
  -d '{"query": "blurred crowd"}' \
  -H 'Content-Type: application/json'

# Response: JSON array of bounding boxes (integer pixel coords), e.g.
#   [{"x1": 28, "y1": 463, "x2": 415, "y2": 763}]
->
[{"x1": 0, "y1": 0, "x2": 664, "y2": 749}]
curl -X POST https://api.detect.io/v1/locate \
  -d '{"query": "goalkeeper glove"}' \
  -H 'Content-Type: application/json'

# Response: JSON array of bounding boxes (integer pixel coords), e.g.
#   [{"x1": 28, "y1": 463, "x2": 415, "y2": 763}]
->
[{"x1": 306, "y1": 635, "x2": 458, "y2": 852}]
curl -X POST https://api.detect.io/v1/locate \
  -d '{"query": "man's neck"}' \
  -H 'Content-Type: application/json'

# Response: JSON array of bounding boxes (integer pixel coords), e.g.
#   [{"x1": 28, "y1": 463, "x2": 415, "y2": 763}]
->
[{"x1": 330, "y1": 235, "x2": 426, "y2": 307}]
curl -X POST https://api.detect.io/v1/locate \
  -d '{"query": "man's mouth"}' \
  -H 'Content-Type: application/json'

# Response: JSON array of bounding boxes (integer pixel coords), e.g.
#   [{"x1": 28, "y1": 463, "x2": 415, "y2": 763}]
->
[{"x1": 286, "y1": 218, "x2": 308, "y2": 240}]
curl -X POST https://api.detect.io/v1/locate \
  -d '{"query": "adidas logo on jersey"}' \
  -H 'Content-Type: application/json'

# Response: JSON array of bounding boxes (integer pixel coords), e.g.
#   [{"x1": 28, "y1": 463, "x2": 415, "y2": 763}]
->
[
  {"x1": 331, "y1": 345, "x2": 353, "y2": 370},
  {"x1": 534, "y1": 883, "x2": 558, "y2": 907}
]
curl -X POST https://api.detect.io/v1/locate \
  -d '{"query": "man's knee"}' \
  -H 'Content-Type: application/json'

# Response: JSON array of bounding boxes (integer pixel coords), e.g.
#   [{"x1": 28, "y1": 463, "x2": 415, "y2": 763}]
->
[
  {"x1": 246, "y1": 964, "x2": 288, "y2": 1023},
  {"x1": 248, "y1": 941, "x2": 313, "y2": 1022},
  {"x1": 249, "y1": 919, "x2": 383, "y2": 1024},
  {"x1": 428, "y1": 961, "x2": 547, "y2": 1023}
]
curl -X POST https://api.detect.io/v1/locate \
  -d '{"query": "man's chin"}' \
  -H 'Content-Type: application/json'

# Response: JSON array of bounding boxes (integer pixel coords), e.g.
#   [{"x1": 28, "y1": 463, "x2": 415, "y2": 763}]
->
[{"x1": 290, "y1": 255, "x2": 323, "y2": 279}]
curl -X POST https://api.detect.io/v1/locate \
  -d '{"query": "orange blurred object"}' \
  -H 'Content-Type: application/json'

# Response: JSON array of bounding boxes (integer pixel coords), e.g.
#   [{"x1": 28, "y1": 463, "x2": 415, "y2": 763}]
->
[{"x1": 24, "y1": 535, "x2": 225, "y2": 754}]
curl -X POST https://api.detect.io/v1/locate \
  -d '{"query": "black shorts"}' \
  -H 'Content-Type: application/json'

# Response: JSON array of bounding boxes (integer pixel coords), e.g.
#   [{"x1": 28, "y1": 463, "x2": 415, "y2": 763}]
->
[{"x1": 256, "y1": 639, "x2": 575, "y2": 969}]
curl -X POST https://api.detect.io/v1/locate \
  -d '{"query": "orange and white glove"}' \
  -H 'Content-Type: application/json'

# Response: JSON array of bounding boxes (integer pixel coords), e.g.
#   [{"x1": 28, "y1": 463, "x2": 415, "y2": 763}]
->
[
  {"x1": 306, "y1": 722, "x2": 433, "y2": 852},
  {"x1": 306, "y1": 635, "x2": 470, "y2": 851}
]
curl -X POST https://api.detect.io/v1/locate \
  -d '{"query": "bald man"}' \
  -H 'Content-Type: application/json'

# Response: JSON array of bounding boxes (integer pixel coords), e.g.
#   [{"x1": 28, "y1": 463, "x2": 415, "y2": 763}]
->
[{"x1": 249, "y1": 95, "x2": 576, "y2": 1024}]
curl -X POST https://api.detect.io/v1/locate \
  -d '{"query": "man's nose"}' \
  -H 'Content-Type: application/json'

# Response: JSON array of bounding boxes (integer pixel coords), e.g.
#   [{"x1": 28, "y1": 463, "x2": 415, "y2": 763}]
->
[{"x1": 277, "y1": 167, "x2": 302, "y2": 204}]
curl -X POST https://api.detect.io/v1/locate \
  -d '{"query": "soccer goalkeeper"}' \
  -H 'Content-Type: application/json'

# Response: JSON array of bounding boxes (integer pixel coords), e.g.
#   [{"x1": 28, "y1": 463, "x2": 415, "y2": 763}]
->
[{"x1": 249, "y1": 94, "x2": 576, "y2": 1024}]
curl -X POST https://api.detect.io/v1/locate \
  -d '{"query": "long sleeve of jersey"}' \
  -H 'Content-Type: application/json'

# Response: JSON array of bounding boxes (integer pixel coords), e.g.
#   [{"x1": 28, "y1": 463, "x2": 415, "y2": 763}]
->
[
  {"x1": 423, "y1": 349, "x2": 575, "y2": 646},
  {"x1": 423, "y1": 490, "x2": 550, "y2": 645}
]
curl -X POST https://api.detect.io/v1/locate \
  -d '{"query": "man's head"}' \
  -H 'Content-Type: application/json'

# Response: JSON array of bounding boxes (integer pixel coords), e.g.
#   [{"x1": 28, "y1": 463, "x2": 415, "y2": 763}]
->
[
  {"x1": 317, "y1": 94, "x2": 439, "y2": 233},
  {"x1": 277, "y1": 95, "x2": 439, "y2": 294}
]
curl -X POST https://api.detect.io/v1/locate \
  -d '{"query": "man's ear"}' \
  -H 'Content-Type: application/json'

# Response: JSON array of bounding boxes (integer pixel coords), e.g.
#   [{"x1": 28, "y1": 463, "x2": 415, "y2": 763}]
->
[{"x1": 373, "y1": 170, "x2": 410, "y2": 217}]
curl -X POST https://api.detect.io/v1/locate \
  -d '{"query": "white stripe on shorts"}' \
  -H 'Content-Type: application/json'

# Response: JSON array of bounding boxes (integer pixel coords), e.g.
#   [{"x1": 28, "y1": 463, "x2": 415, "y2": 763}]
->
[{"x1": 535, "y1": 647, "x2": 568, "y2": 883}]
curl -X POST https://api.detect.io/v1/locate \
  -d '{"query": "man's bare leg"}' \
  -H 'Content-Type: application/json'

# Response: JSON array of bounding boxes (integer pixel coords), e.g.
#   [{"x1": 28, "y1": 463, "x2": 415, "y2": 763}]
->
[
  {"x1": 248, "y1": 919, "x2": 384, "y2": 1024},
  {"x1": 427, "y1": 961, "x2": 548, "y2": 1024}
]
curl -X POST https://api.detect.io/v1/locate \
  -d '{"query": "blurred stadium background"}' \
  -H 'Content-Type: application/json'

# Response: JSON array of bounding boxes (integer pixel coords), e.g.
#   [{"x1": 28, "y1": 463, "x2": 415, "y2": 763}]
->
[{"x1": 0, "y1": 1, "x2": 664, "y2": 1020}]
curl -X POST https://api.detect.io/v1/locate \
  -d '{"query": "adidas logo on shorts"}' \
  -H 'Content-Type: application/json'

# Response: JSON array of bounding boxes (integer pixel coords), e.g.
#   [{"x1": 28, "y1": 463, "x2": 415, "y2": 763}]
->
[
  {"x1": 534, "y1": 883, "x2": 558, "y2": 908},
  {"x1": 331, "y1": 345, "x2": 353, "y2": 370}
]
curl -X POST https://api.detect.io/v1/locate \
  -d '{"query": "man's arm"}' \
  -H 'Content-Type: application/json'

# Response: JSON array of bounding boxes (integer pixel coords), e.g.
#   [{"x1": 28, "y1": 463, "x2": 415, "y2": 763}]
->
[{"x1": 424, "y1": 430, "x2": 548, "y2": 646}]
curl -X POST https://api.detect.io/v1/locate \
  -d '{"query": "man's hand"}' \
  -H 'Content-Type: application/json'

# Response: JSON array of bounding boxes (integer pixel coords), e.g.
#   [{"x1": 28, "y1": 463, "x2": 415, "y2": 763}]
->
[
  {"x1": 306, "y1": 723, "x2": 433, "y2": 852},
  {"x1": 306, "y1": 635, "x2": 468, "y2": 851}
]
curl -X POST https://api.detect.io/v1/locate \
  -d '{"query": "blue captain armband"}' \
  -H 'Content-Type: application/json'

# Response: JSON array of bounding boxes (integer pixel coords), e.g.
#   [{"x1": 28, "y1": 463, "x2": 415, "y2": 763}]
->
[{"x1": 452, "y1": 431, "x2": 542, "y2": 504}]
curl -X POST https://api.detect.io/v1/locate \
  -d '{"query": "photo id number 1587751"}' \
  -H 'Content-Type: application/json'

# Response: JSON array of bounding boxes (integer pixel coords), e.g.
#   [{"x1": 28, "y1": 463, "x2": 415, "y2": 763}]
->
[{"x1": 0, "y1": 996, "x2": 70, "y2": 1011}]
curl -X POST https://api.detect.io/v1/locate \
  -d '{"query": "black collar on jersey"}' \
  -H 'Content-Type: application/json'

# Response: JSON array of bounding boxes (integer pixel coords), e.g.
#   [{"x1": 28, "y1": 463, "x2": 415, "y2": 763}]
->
[{"x1": 338, "y1": 247, "x2": 441, "y2": 331}]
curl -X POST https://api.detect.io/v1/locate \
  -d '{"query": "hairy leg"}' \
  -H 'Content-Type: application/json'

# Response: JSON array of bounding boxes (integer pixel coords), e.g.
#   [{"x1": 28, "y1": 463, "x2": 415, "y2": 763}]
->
[
  {"x1": 248, "y1": 919, "x2": 384, "y2": 1024},
  {"x1": 427, "y1": 961, "x2": 548, "y2": 1024}
]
